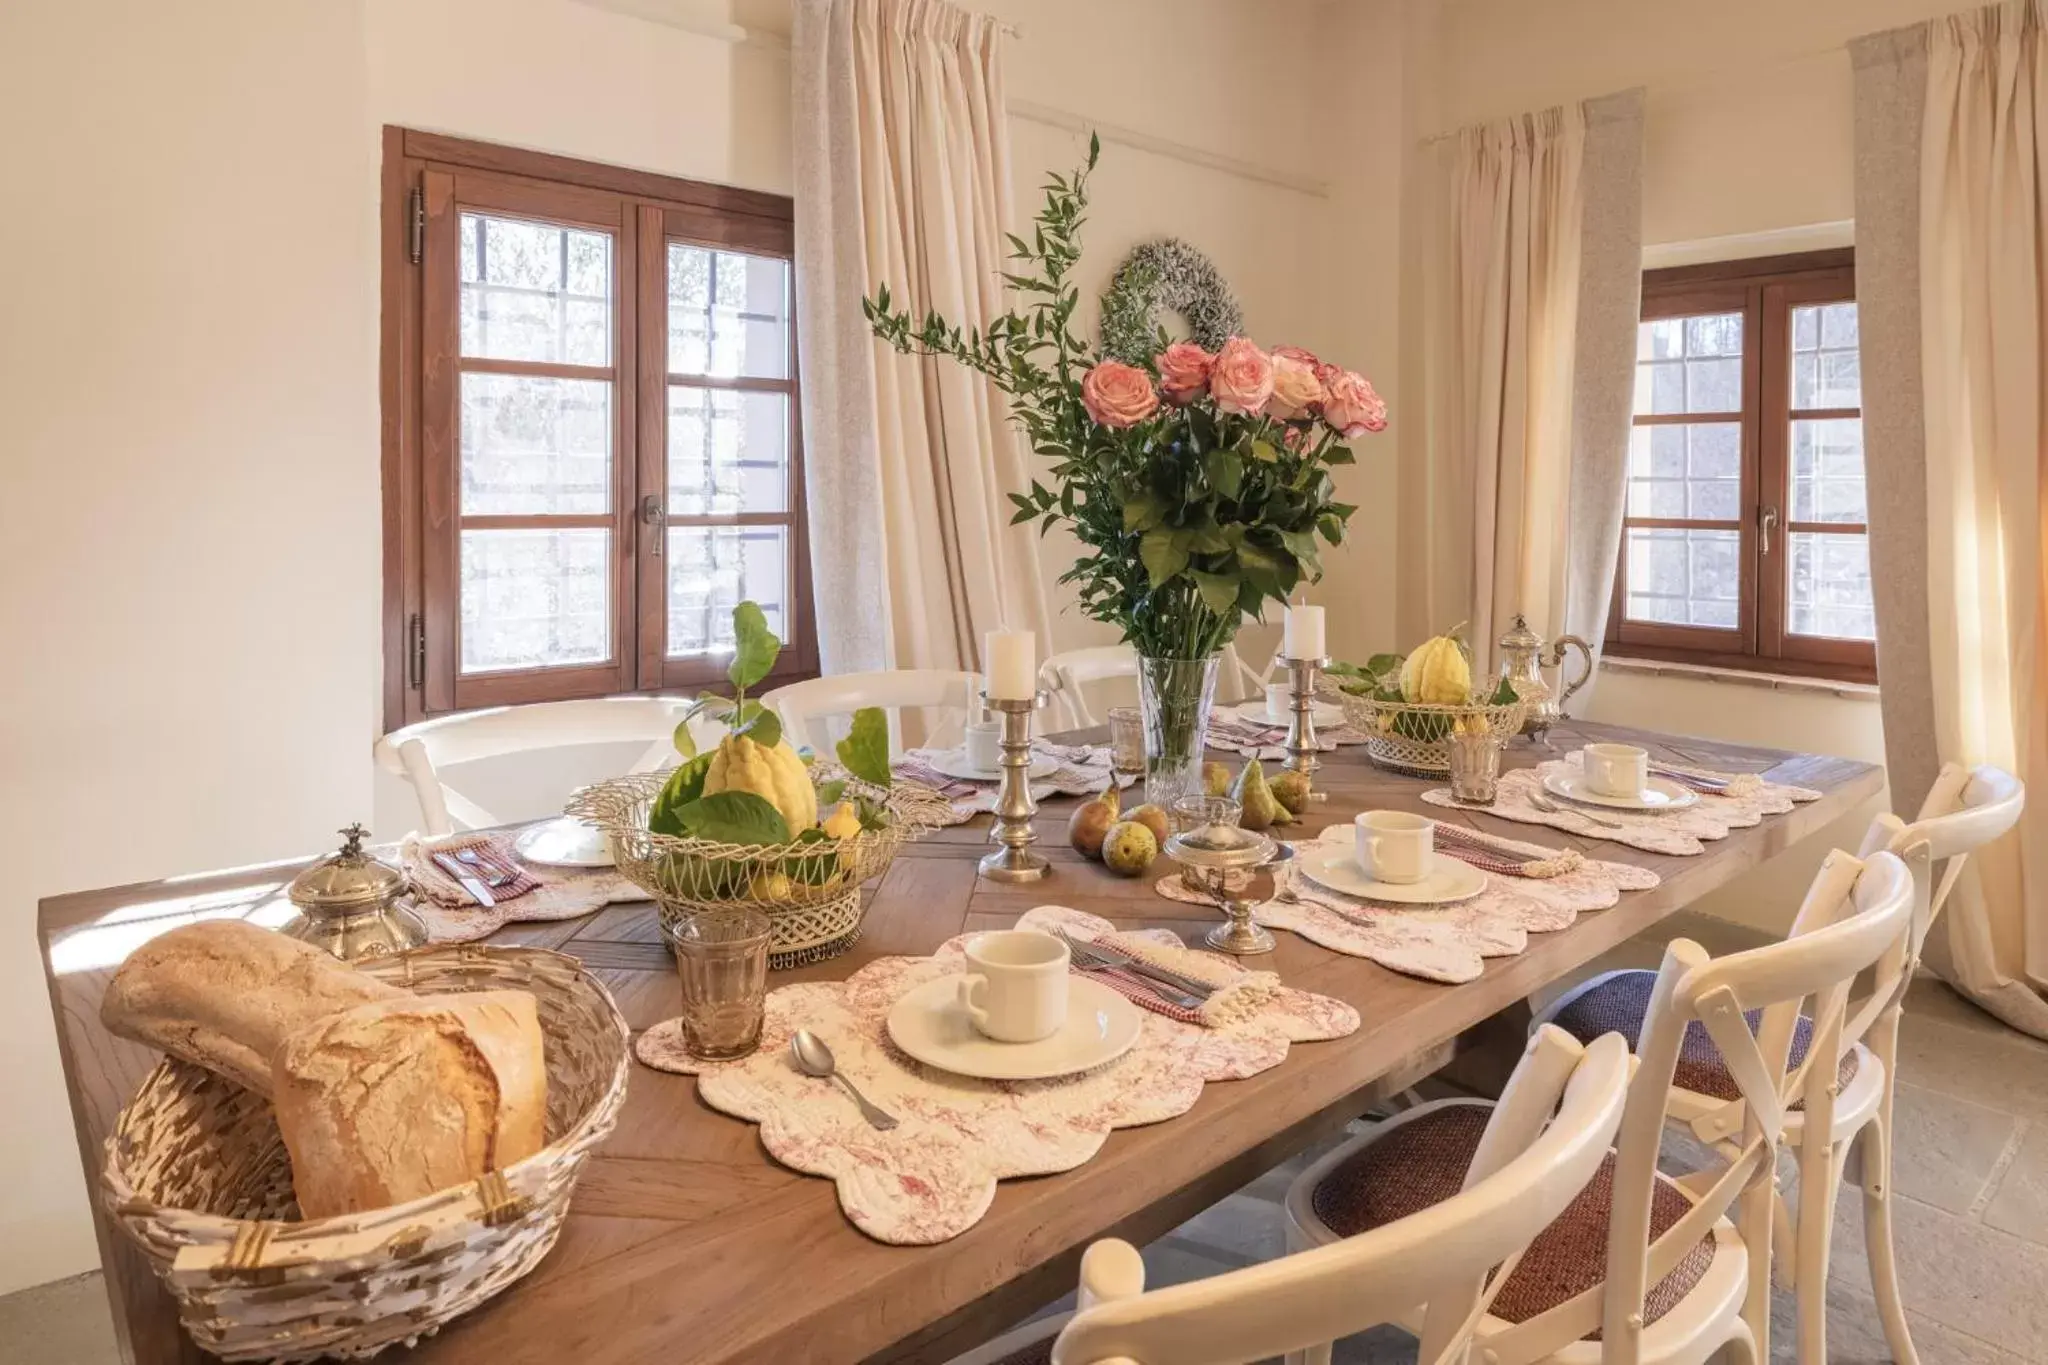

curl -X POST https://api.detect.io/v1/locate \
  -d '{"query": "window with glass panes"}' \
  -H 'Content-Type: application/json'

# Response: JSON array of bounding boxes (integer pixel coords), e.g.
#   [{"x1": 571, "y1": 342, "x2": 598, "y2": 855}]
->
[
  {"x1": 1608, "y1": 250, "x2": 1874, "y2": 683},
  {"x1": 381, "y1": 130, "x2": 814, "y2": 726}
]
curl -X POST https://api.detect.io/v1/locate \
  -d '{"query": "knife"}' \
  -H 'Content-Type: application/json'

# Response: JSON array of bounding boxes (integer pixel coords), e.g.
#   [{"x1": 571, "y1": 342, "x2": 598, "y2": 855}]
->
[{"x1": 432, "y1": 852, "x2": 496, "y2": 907}]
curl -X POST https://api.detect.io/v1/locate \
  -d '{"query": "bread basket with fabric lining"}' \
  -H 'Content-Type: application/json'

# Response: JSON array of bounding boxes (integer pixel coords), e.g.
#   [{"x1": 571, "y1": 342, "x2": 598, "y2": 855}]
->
[{"x1": 101, "y1": 943, "x2": 628, "y2": 1363}]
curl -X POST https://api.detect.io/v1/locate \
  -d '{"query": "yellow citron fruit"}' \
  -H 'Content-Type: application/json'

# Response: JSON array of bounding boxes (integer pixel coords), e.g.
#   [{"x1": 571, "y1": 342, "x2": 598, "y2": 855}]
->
[
  {"x1": 1399, "y1": 630, "x2": 1472, "y2": 705},
  {"x1": 748, "y1": 870, "x2": 795, "y2": 902},
  {"x1": 704, "y1": 733, "x2": 819, "y2": 834},
  {"x1": 821, "y1": 801, "x2": 861, "y2": 840}
]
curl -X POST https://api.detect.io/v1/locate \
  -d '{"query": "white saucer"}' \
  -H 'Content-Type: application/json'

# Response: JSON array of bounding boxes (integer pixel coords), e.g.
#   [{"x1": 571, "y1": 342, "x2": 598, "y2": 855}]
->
[
  {"x1": 926, "y1": 749, "x2": 1061, "y2": 783},
  {"x1": 886, "y1": 974, "x2": 1144, "y2": 1081},
  {"x1": 1297, "y1": 846, "x2": 1489, "y2": 905},
  {"x1": 513, "y1": 816, "x2": 614, "y2": 868},
  {"x1": 1230, "y1": 699, "x2": 1346, "y2": 728},
  {"x1": 1542, "y1": 769, "x2": 1700, "y2": 812}
]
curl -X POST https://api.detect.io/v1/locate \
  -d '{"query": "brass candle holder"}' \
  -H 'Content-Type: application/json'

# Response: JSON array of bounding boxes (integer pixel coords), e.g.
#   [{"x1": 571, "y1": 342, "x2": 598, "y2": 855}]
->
[
  {"x1": 1281, "y1": 654, "x2": 1330, "y2": 803},
  {"x1": 979, "y1": 689, "x2": 1051, "y2": 883}
]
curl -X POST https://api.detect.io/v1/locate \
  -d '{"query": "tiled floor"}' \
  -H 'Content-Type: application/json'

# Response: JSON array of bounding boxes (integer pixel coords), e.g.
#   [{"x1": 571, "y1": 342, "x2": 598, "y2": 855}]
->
[{"x1": 9, "y1": 912, "x2": 2046, "y2": 1364}]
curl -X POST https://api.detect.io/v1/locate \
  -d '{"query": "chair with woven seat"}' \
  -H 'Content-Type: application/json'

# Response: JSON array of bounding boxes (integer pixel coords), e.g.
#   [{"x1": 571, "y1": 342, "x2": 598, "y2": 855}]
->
[
  {"x1": 1287, "y1": 847, "x2": 1917, "y2": 1365},
  {"x1": 760, "y1": 669, "x2": 979, "y2": 757},
  {"x1": 951, "y1": 1025, "x2": 1631, "y2": 1365},
  {"x1": 1533, "y1": 762, "x2": 2023, "y2": 1365}
]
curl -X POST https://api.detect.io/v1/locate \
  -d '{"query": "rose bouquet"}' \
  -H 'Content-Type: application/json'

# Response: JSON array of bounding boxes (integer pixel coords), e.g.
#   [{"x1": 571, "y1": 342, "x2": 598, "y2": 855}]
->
[{"x1": 863, "y1": 136, "x2": 1386, "y2": 801}]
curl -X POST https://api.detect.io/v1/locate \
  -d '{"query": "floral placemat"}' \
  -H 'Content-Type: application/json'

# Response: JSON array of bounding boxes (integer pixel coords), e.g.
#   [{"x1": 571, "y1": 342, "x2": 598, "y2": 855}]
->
[
  {"x1": 894, "y1": 742, "x2": 1134, "y2": 824},
  {"x1": 399, "y1": 831, "x2": 643, "y2": 944},
  {"x1": 1155, "y1": 822, "x2": 1657, "y2": 984},
  {"x1": 633, "y1": 904, "x2": 1358, "y2": 1244},
  {"x1": 1419, "y1": 752, "x2": 1822, "y2": 856}
]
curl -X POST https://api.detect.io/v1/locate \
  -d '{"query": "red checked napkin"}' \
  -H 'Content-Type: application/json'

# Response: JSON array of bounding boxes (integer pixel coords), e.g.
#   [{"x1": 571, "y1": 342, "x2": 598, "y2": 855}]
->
[
  {"x1": 1071, "y1": 930, "x2": 1278, "y2": 1027},
  {"x1": 1432, "y1": 823, "x2": 1583, "y2": 878},
  {"x1": 406, "y1": 832, "x2": 543, "y2": 907}
]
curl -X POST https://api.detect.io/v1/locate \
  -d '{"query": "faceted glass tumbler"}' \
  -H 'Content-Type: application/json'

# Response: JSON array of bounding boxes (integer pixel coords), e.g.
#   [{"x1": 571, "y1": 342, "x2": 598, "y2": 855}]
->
[
  {"x1": 1106, "y1": 705, "x2": 1145, "y2": 778},
  {"x1": 1448, "y1": 730, "x2": 1504, "y2": 805},
  {"x1": 663, "y1": 909, "x2": 772, "y2": 1060}
]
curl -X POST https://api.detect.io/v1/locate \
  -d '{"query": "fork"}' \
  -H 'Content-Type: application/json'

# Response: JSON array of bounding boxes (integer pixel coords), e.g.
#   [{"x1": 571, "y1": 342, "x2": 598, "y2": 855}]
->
[
  {"x1": 454, "y1": 845, "x2": 518, "y2": 886},
  {"x1": 1529, "y1": 792, "x2": 1626, "y2": 829},
  {"x1": 1053, "y1": 930, "x2": 1210, "y2": 1008}
]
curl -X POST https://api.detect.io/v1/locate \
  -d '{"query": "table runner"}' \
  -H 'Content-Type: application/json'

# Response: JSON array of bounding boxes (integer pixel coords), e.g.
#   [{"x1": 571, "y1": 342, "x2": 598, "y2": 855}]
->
[
  {"x1": 895, "y1": 742, "x2": 1133, "y2": 823},
  {"x1": 634, "y1": 904, "x2": 1358, "y2": 1244},
  {"x1": 1419, "y1": 752, "x2": 1822, "y2": 855},
  {"x1": 1205, "y1": 711, "x2": 1371, "y2": 760},
  {"x1": 1154, "y1": 822, "x2": 1658, "y2": 984}
]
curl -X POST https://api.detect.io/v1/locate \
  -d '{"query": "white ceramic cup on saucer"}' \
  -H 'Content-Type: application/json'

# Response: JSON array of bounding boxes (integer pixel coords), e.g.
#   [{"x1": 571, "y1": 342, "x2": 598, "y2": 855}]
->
[
  {"x1": 1584, "y1": 743, "x2": 1650, "y2": 799},
  {"x1": 963, "y1": 720, "x2": 1003, "y2": 772},
  {"x1": 1355, "y1": 810, "x2": 1434, "y2": 885},
  {"x1": 958, "y1": 930, "x2": 1069, "y2": 1043},
  {"x1": 1264, "y1": 682, "x2": 1292, "y2": 723}
]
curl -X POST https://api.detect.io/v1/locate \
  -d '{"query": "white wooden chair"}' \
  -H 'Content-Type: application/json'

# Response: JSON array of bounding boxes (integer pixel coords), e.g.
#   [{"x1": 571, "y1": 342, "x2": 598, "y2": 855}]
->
[
  {"x1": 952, "y1": 1025, "x2": 1631, "y2": 1365},
  {"x1": 1291, "y1": 847, "x2": 1917, "y2": 1365},
  {"x1": 1037, "y1": 644, "x2": 1262, "y2": 730},
  {"x1": 374, "y1": 696, "x2": 714, "y2": 836},
  {"x1": 760, "y1": 669, "x2": 979, "y2": 757},
  {"x1": 1533, "y1": 763, "x2": 2022, "y2": 1365}
]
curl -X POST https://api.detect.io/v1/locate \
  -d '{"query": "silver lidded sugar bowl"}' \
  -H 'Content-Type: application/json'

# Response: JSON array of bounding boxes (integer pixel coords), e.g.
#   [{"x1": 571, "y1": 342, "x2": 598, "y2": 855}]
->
[{"x1": 281, "y1": 823, "x2": 428, "y2": 961}]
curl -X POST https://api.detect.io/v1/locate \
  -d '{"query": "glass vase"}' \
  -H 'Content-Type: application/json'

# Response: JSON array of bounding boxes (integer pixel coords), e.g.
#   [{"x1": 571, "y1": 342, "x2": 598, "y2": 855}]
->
[{"x1": 1137, "y1": 654, "x2": 1220, "y2": 811}]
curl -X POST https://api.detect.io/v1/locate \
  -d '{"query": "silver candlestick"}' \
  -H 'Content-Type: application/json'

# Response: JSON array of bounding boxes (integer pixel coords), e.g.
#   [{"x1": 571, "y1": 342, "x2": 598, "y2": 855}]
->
[
  {"x1": 979, "y1": 690, "x2": 1051, "y2": 883},
  {"x1": 1281, "y1": 654, "x2": 1330, "y2": 803}
]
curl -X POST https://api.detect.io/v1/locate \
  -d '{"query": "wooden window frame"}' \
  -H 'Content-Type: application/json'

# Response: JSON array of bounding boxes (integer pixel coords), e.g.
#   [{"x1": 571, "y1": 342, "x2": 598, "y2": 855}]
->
[
  {"x1": 381, "y1": 128, "x2": 815, "y2": 730},
  {"x1": 1606, "y1": 249, "x2": 1876, "y2": 685}
]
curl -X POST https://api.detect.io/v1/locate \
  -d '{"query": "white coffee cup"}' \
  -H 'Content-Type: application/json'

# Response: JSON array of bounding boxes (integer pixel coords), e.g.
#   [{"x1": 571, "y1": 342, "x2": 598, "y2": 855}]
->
[
  {"x1": 963, "y1": 720, "x2": 1002, "y2": 772},
  {"x1": 958, "y1": 930, "x2": 1069, "y2": 1043},
  {"x1": 1355, "y1": 810, "x2": 1435, "y2": 885},
  {"x1": 1584, "y1": 743, "x2": 1650, "y2": 799},
  {"x1": 1264, "y1": 682, "x2": 1292, "y2": 723}
]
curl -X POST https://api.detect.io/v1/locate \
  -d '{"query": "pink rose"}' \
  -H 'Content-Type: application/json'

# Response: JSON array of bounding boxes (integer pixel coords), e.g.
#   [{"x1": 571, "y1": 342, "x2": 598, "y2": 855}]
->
[
  {"x1": 1273, "y1": 345, "x2": 1323, "y2": 372},
  {"x1": 1208, "y1": 337, "x2": 1275, "y2": 416},
  {"x1": 1266, "y1": 352, "x2": 1327, "y2": 420},
  {"x1": 1080, "y1": 360, "x2": 1160, "y2": 429},
  {"x1": 1154, "y1": 342, "x2": 1213, "y2": 403},
  {"x1": 1322, "y1": 369, "x2": 1388, "y2": 438}
]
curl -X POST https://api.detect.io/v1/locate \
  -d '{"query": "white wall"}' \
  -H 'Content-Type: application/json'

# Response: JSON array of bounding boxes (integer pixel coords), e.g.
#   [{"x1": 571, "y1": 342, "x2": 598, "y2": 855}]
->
[{"x1": 0, "y1": 0, "x2": 379, "y2": 1295}]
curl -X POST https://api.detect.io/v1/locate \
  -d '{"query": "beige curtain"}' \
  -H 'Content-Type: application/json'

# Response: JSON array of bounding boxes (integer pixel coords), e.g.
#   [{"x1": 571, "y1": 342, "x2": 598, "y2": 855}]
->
[
  {"x1": 1400, "y1": 94, "x2": 1644, "y2": 686},
  {"x1": 1917, "y1": 1, "x2": 2048, "y2": 1035},
  {"x1": 791, "y1": 0, "x2": 1050, "y2": 676}
]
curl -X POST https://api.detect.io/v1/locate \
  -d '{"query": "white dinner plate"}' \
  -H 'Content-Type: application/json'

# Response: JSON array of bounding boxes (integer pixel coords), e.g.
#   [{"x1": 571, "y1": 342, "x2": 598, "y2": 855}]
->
[
  {"x1": 1229, "y1": 699, "x2": 1346, "y2": 729},
  {"x1": 925, "y1": 748, "x2": 1061, "y2": 783},
  {"x1": 1296, "y1": 846, "x2": 1489, "y2": 905},
  {"x1": 513, "y1": 816, "x2": 615, "y2": 868},
  {"x1": 1542, "y1": 769, "x2": 1700, "y2": 812},
  {"x1": 886, "y1": 974, "x2": 1144, "y2": 1081}
]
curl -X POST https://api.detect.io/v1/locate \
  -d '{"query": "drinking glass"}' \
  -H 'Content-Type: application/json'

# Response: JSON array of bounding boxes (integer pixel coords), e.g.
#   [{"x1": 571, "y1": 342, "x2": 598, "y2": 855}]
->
[
  {"x1": 1448, "y1": 730, "x2": 1504, "y2": 805},
  {"x1": 663, "y1": 908, "x2": 772, "y2": 1060},
  {"x1": 1106, "y1": 705, "x2": 1146, "y2": 780}
]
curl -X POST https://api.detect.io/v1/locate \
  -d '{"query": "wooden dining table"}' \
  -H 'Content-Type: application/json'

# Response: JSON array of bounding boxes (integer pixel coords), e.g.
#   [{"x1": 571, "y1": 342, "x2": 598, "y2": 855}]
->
[{"x1": 38, "y1": 718, "x2": 1882, "y2": 1365}]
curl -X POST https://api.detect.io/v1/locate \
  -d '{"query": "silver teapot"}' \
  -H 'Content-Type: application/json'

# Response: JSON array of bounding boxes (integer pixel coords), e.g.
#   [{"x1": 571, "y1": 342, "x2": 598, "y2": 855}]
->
[{"x1": 1495, "y1": 614, "x2": 1593, "y2": 745}]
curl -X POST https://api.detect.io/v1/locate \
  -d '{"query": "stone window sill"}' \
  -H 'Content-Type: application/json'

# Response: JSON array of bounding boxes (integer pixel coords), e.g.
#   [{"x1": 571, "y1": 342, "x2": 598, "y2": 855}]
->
[{"x1": 1599, "y1": 654, "x2": 1881, "y2": 702}]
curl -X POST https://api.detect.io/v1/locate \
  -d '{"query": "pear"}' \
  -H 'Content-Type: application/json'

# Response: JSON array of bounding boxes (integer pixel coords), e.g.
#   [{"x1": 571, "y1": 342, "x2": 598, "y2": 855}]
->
[
  {"x1": 1101, "y1": 819, "x2": 1158, "y2": 876},
  {"x1": 1271, "y1": 770, "x2": 1313, "y2": 815},
  {"x1": 1202, "y1": 761, "x2": 1234, "y2": 797},
  {"x1": 1067, "y1": 784, "x2": 1122, "y2": 860},
  {"x1": 1230, "y1": 759, "x2": 1282, "y2": 832},
  {"x1": 1123, "y1": 802, "x2": 1171, "y2": 848}
]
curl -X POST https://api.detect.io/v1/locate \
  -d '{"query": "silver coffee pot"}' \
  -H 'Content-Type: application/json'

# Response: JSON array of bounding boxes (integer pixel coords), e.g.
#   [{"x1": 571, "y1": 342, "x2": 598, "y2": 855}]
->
[{"x1": 1495, "y1": 614, "x2": 1593, "y2": 745}]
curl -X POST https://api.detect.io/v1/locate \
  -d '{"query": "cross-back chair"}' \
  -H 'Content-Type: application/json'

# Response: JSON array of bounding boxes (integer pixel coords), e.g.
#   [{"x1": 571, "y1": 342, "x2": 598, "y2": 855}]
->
[
  {"x1": 760, "y1": 669, "x2": 979, "y2": 758},
  {"x1": 374, "y1": 696, "x2": 713, "y2": 836},
  {"x1": 1292, "y1": 847, "x2": 1917, "y2": 1365},
  {"x1": 1037, "y1": 644, "x2": 1263, "y2": 730},
  {"x1": 1536, "y1": 762, "x2": 2022, "y2": 1363},
  {"x1": 954, "y1": 1025, "x2": 1630, "y2": 1365}
]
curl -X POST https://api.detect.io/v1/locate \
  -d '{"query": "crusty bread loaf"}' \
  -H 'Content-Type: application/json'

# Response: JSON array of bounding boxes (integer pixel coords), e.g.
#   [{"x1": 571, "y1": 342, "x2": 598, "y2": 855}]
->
[
  {"x1": 271, "y1": 990, "x2": 548, "y2": 1219},
  {"x1": 100, "y1": 921, "x2": 407, "y2": 1096}
]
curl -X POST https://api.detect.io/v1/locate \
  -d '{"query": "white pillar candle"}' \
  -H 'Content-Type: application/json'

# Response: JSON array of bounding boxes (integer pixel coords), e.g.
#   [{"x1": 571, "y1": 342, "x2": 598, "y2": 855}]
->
[
  {"x1": 1283, "y1": 604, "x2": 1325, "y2": 661},
  {"x1": 985, "y1": 629, "x2": 1037, "y2": 700}
]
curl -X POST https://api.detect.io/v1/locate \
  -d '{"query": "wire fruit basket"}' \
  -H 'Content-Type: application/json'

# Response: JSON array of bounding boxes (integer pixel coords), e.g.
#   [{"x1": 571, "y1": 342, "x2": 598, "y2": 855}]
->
[
  {"x1": 1319, "y1": 683, "x2": 1525, "y2": 778},
  {"x1": 568, "y1": 769, "x2": 952, "y2": 968}
]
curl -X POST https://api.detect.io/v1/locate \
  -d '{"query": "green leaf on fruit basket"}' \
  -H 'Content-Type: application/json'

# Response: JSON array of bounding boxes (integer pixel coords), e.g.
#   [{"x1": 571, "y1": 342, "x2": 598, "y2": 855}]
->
[
  {"x1": 816, "y1": 778, "x2": 847, "y2": 807},
  {"x1": 1489, "y1": 674, "x2": 1519, "y2": 706},
  {"x1": 836, "y1": 707, "x2": 892, "y2": 789},
  {"x1": 734, "y1": 705, "x2": 782, "y2": 751},
  {"x1": 674, "y1": 791, "x2": 792, "y2": 846},
  {"x1": 728, "y1": 601, "x2": 781, "y2": 693},
  {"x1": 648, "y1": 752, "x2": 715, "y2": 836}
]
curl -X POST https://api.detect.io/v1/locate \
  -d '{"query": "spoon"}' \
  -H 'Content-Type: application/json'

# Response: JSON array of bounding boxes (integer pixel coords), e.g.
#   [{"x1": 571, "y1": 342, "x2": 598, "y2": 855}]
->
[{"x1": 789, "y1": 1030, "x2": 899, "y2": 1131}]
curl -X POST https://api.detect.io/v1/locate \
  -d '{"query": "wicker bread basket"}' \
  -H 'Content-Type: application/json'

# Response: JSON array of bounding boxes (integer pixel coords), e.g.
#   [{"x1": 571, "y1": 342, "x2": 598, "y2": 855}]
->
[{"x1": 101, "y1": 944, "x2": 629, "y2": 1363}]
